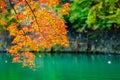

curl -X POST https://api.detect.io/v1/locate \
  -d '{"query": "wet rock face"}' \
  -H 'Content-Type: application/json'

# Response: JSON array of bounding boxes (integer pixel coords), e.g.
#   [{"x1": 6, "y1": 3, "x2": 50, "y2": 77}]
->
[
  {"x1": 0, "y1": 32, "x2": 6, "y2": 50},
  {"x1": 0, "y1": 32, "x2": 11, "y2": 50},
  {"x1": 67, "y1": 29, "x2": 120, "y2": 53}
]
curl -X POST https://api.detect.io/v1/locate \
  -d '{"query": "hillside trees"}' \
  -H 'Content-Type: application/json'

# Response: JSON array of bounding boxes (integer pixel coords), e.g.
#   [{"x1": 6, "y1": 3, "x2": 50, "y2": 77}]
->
[{"x1": 69, "y1": 0, "x2": 120, "y2": 31}]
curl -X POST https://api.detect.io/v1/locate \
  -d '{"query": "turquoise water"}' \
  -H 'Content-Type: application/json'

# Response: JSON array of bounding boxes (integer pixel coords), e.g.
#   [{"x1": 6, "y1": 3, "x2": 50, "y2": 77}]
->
[{"x1": 0, "y1": 53, "x2": 120, "y2": 80}]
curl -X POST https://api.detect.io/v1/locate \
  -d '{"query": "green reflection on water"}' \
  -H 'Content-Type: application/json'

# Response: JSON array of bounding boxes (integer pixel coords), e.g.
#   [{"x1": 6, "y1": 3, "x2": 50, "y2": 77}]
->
[{"x1": 0, "y1": 53, "x2": 120, "y2": 80}]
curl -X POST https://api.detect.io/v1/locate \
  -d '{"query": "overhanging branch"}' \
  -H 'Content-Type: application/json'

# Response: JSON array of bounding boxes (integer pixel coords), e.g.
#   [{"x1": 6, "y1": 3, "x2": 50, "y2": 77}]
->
[
  {"x1": 24, "y1": 0, "x2": 40, "y2": 28},
  {"x1": 8, "y1": 0, "x2": 17, "y2": 15}
]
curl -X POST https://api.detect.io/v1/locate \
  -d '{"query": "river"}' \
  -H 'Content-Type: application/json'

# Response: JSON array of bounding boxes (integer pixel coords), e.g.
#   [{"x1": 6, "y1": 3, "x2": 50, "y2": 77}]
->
[{"x1": 0, "y1": 53, "x2": 120, "y2": 80}]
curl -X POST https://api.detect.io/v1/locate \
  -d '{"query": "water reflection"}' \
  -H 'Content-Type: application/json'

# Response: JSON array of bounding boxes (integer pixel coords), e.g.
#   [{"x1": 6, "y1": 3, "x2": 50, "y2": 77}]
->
[{"x1": 0, "y1": 53, "x2": 120, "y2": 80}]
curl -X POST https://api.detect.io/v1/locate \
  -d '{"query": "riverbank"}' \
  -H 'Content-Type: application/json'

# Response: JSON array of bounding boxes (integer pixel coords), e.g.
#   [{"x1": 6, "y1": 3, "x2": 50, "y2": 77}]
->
[
  {"x1": 0, "y1": 29, "x2": 120, "y2": 54},
  {"x1": 66, "y1": 29, "x2": 120, "y2": 54}
]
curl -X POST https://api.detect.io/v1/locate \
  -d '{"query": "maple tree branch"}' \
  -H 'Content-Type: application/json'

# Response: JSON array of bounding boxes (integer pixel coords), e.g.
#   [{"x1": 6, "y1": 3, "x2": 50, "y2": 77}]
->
[
  {"x1": 8, "y1": 0, "x2": 17, "y2": 15},
  {"x1": 24, "y1": 0, "x2": 40, "y2": 28},
  {"x1": 8, "y1": 0, "x2": 30, "y2": 51}
]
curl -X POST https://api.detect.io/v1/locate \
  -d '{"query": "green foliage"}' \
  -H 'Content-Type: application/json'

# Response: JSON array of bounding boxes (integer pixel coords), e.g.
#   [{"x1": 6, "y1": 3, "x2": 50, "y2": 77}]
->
[
  {"x1": 69, "y1": 0, "x2": 120, "y2": 31},
  {"x1": 0, "y1": 7, "x2": 15, "y2": 33},
  {"x1": 60, "y1": 0, "x2": 72, "y2": 4}
]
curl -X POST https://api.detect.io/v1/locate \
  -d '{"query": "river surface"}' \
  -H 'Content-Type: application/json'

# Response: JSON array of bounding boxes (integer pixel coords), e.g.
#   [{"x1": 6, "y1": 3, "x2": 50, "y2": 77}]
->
[{"x1": 0, "y1": 53, "x2": 120, "y2": 80}]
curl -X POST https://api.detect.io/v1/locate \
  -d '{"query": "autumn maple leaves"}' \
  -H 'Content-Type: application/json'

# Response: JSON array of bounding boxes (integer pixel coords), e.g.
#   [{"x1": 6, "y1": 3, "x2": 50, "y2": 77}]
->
[{"x1": 0, "y1": 0, "x2": 70, "y2": 67}]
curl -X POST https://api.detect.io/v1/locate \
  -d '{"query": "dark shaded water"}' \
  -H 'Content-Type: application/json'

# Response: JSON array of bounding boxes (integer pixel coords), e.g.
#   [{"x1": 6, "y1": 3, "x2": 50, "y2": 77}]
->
[{"x1": 0, "y1": 53, "x2": 120, "y2": 80}]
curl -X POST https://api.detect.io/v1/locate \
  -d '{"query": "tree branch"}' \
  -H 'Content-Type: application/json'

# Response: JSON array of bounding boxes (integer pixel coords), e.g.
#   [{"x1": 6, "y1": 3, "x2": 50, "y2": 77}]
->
[
  {"x1": 24, "y1": 0, "x2": 40, "y2": 28},
  {"x1": 8, "y1": 0, "x2": 17, "y2": 15}
]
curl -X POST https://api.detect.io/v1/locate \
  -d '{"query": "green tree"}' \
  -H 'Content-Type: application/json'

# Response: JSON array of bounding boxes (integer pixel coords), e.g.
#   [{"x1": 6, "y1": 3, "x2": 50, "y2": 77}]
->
[{"x1": 69, "y1": 0, "x2": 120, "y2": 31}]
